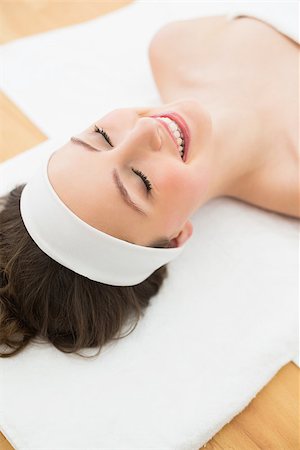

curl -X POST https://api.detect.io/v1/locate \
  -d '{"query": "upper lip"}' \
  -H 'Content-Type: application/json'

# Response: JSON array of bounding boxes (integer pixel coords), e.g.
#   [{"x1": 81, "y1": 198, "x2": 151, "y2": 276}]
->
[{"x1": 151, "y1": 117, "x2": 183, "y2": 161}]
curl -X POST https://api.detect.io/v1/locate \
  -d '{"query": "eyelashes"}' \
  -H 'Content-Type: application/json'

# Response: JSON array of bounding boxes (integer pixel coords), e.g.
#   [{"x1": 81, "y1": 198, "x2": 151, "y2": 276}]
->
[
  {"x1": 131, "y1": 168, "x2": 152, "y2": 192},
  {"x1": 94, "y1": 124, "x2": 113, "y2": 147},
  {"x1": 94, "y1": 124, "x2": 152, "y2": 194}
]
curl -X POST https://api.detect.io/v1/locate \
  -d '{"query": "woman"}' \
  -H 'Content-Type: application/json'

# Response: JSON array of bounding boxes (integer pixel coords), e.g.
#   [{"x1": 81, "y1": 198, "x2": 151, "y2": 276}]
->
[{"x1": 0, "y1": 13, "x2": 298, "y2": 358}]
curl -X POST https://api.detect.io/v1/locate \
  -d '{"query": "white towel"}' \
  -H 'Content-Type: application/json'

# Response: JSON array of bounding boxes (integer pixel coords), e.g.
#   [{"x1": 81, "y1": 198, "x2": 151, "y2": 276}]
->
[
  {"x1": 0, "y1": 2, "x2": 299, "y2": 449},
  {"x1": 1, "y1": 1, "x2": 298, "y2": 138},
  {"x1": 226, "y1": 1, "x2": 299, "y2": 44}
]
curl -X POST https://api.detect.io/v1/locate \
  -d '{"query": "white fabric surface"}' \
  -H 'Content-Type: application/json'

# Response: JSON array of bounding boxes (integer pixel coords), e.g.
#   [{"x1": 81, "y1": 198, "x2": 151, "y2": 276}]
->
[
  {"x1": 0, "y1": 1, "x2": 298, "y2": 139},
  {"x1": 0, "y1": 2, "x2": 299, "y2": 449},
  {"x1": 227, "y1": 0, "x2": 299, "y2": 43}
]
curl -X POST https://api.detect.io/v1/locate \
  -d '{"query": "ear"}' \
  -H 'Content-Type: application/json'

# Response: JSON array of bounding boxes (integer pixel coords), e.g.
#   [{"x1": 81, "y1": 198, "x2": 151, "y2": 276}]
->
[{"x1": 169, "y1": 220, "x2": 193, "y2": 248}]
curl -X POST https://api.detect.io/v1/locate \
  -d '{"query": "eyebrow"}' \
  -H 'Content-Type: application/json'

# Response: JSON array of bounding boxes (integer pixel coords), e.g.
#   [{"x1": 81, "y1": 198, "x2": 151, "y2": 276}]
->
[
  {"x1": 112, "y1": 169, "x2": 148, "y2": 217},
  {"x1": 70, "y1": 137, "x2": 148, "y2": 216},
  {"x1": 70, "y1": 136, "x2": 99, "y2": 152}
]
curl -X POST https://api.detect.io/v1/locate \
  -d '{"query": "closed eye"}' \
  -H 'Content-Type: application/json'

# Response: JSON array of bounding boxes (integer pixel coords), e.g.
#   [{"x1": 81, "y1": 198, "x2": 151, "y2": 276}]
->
[
  {"x1": 94, "y1": 124, "x2": 114, "y2": 147},
  {"x1": 131, "y1": 168, "x2": 152, "y2": 193},
  {"x1": 93, "y1": 125, "x2": 152, "y2": 194}
]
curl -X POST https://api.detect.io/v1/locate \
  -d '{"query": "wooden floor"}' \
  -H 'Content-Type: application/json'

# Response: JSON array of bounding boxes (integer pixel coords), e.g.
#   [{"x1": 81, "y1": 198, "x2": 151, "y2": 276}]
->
[{"x1": 0, "y1": 2, "x2": 299, "y2": 449}]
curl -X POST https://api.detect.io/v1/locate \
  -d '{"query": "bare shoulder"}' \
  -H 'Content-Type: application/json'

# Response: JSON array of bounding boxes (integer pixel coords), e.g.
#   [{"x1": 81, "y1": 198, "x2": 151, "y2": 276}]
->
[
  {"x1": 149, "y1": 16, "x2": 226, "y2": 45},
  {"x1": 148, "y1": 15, "x2": 228, "y2": 94},
  {"x1": 148, "y1": 15, "x2": 227, "y2": 63}
]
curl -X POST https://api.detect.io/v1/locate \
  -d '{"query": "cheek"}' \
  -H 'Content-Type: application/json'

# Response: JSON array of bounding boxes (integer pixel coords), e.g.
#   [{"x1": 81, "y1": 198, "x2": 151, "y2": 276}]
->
[
  {"x1": 101, "y1": 108, "x2": 137, "y2": 124},
  {"x1": 155, "y1": 164, "x2": 210, "y2": 222},
  {"x1": 156, "y1": 166, "x2": 191, "y2": 201},
  {"x1": 155, "y1": 167, "x2": 194, "y2": 228}
]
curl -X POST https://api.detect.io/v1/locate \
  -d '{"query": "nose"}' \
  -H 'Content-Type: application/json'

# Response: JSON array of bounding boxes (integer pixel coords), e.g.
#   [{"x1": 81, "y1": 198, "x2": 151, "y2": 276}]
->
[{"x1": 118, "y1": 117, "x2": 162, "y2": 159}]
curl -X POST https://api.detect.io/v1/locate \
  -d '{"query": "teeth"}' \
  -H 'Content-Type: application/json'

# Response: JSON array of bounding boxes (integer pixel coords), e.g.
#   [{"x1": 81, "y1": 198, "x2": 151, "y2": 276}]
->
[{"x1": 159, "y1": 116, "x2": 185, "y2": 159}]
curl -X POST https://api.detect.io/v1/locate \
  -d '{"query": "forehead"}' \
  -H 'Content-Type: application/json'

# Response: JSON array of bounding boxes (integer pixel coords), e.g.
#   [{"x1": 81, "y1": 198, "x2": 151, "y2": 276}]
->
[{"x1": 47, "y1": 141, "x2": 154, "y2": 245}]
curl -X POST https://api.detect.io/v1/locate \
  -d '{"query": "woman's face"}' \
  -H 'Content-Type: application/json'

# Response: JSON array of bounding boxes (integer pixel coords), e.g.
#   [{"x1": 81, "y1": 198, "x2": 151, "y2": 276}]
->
[{"x1": 48, "y1": 98, "x2": 213, "y2": 247}]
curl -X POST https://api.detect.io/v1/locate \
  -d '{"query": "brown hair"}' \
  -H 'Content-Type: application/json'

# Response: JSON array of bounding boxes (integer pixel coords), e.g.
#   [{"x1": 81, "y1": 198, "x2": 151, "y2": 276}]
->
[{"x1": 0, "y1": 184, "x2": 170, "y2": 359}]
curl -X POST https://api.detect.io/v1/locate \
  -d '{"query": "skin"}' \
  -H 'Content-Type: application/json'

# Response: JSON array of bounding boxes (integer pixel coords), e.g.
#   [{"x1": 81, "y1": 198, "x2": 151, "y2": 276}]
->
[
  {"x1": 48, "y1": 15, "x2": 299, "y2": 249},
  {"x1": 48, "y1": 100, "x2": 213, "y2": 248},
  {"x1": 148, "y1": 16, "x2": 299, "y2": 217}
]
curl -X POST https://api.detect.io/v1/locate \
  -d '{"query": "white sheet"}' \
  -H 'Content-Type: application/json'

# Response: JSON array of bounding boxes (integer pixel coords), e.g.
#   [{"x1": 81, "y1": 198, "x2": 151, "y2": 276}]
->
[
  {"x1": 0, "y1": 1, "x2": 298, "y2": 138},
  {"x1": 0, "y1": 2, "x2": 299, "y2": 449}
]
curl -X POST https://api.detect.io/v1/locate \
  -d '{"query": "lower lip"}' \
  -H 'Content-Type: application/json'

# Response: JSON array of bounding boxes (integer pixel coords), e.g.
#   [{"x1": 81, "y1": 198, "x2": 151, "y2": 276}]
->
[{"x1": 150, "y1": 111, "x2": 190, "y2": 162}]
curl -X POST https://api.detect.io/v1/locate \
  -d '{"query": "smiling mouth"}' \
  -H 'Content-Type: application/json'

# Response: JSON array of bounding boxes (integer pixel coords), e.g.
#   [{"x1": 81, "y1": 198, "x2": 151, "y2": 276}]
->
[{"x1": 150, "y1": 117, "x2": 185, "y2": 161}]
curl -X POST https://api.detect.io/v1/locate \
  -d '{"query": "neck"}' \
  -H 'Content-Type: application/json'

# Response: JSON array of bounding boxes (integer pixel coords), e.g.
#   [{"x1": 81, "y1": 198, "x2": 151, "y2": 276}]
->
[
  {"x1": 165, "y1": 81, "x2": 269, "y2": 207},
  {"x1": 201, "y1": 100, "x2": 267, "y2": 202}
]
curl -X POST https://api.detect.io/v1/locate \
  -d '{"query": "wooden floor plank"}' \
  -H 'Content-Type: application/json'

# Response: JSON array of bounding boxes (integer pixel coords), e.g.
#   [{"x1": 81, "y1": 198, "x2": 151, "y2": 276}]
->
[
  {"x1": 0, "y1": 91, "x2": 47, "y2": 162},
  {"x1": 0, "y1": 0, "x2": 132, "y2": 44},
  {"x1": 201, "y1": 363, "x2": 300, "y2": 449},
  {"x1": 0, "y1": 430, "x2": 14, "y2": 450}
]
